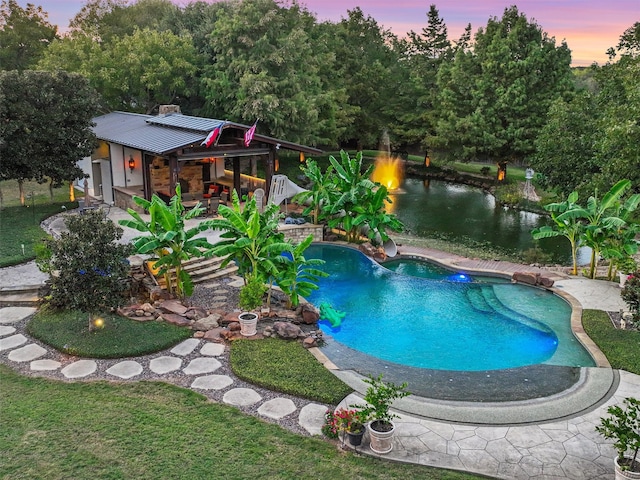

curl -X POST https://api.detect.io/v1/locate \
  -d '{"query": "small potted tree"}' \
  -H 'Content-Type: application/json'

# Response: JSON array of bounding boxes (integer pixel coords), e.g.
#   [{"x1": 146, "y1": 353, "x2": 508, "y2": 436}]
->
[
  {"x1": 596, "y1": 397, "x2": 640, "y2": 479},
  {"x1": 238, "y1": 277, "x2": 266, "y2": 336},
  {"x1": 352, "y1": 374, "x2": 410, "y2": 454}
]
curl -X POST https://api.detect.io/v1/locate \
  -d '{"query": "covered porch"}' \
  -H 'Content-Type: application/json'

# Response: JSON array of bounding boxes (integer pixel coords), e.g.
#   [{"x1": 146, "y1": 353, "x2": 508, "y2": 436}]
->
[{"x1": 86, "y1": 109, "x2": 322, "y2": 213}]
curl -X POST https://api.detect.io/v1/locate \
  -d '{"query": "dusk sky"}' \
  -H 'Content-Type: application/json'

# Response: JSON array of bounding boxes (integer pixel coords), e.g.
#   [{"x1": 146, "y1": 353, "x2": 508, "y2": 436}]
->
[{"x1": 25, "y1": 0, "x2": 639, "y2": 66}]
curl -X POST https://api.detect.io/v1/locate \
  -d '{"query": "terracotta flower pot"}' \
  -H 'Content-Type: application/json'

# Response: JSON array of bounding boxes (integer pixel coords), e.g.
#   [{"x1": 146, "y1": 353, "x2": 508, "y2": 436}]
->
[
  {"x1": 368, "y1": 420, "x2": 395, "y2": 454},
  {"x1": 615, "y1": 457, "x2": 640, "y2": 480}
]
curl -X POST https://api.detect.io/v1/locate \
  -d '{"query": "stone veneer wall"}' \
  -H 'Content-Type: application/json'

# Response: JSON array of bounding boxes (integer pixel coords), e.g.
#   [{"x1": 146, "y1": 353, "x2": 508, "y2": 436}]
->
[
  {"x1": 278, "y1": 223, "x2": 324, "y2": 243},
  {"x1": 150, "y1": 158, "x2": 204, "y2": 195},
  {"x1": 113, "y1": 187, "x2": 143, "y2": 213}
]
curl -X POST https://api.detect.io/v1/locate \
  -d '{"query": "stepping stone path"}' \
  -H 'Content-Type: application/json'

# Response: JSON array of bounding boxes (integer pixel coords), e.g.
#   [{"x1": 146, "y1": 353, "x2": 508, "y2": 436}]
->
[
  {"x1": 107, "y1": 360, "x2": 144, "y2": 379},
  {"x1": 0, "y1": 306, "x2": 328, "y2": 449},
  {"x1": 8, "y1": 343, "x2": 46, "y2": 362}
]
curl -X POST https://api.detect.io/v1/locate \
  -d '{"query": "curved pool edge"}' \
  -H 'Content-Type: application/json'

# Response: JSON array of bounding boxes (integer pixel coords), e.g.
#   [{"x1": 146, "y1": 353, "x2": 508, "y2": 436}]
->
[
  {"x1": 388, "y1": 244, "x2": 611, "y2": 369},
  {"x1": 329, "y1": 366, "x2": 618, "y2": 426},
  {"x1": 307, "y1": 241, "x2": 619, "y2": 423}
]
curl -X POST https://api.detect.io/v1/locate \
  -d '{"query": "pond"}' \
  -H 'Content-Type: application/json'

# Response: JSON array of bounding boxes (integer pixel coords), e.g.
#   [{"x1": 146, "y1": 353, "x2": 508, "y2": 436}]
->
[{"x1": 388, "y1": 177, "x2": 586, "y2": 264}]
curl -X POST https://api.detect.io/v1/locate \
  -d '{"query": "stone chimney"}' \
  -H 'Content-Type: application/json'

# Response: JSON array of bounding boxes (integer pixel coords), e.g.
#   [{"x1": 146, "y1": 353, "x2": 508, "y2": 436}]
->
[{"x1": 159, "y1": 105, "x2": 181, "y2": 116}]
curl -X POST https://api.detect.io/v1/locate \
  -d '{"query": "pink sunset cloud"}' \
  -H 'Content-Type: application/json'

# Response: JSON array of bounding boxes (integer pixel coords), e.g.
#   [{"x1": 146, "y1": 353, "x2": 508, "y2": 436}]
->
[{"x1": 18, "y1": 0, "x2": 639, "y2": 66}]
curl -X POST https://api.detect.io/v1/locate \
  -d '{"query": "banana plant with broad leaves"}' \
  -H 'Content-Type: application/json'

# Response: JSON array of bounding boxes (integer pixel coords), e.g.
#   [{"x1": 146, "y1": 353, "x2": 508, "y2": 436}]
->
[
  {"x1": 118, "y1": 184, "x2": 214, "y2": 298},
  {"x1": 600, "y1": 187, "x2": 640, "y2": 280},
  {"x1": 293, "y1": 159, "x2": 335, "y2": 225},
  {"x1": 274, "y1": 234, "x2": 328, "y2": 308},
  {"x1": 577, "y1": 180, "x2": 639, "y2": 279},
  {"x1": 203, "y1": 190, "x2": 290, "y2": 285},
  {"x1": 532, "y1": 190, "x2": 584, "y2": 275},
  {"x1": 352, "y1": 185, "x2": 404, "y2": 245},
  {"x1": 323, "y1": 150, "x2": 378, "y2": 242}
]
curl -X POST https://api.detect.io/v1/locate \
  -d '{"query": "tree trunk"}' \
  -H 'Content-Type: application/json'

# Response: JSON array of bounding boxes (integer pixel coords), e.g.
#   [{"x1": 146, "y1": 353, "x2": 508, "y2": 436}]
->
[
  {"x1": 570, "y1": 239, "x2": 578, "y2": 275},
  {"x1": 49, "y1": 179, "x2": 54, "y2": 202}
]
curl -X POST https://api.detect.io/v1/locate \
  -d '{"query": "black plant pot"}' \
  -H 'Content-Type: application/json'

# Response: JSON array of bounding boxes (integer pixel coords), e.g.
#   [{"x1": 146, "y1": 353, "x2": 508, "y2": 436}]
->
[{"x1": 346, "y1": 429, "x2": 365, "y2": 447}]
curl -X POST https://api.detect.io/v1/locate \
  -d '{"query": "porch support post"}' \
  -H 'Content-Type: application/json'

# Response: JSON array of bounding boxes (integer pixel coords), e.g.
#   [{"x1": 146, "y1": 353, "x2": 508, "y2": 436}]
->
[
  {"x1": 233, "y1": 157, "x2": 241, "y2": 197},
  {"x1": 169, "y1": 153, "x2": 179, "y2": 197},
  {"x1": 265, "y1": 147, "x2": 275, "y2": 197},
  {"x1": 143, "y1": 153, "x2": 152, "y2": 201}
]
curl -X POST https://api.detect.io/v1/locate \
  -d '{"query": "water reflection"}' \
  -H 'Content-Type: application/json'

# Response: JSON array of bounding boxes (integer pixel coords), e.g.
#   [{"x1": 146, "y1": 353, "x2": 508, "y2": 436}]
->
[{"x1": 390, "y1": 177, "x2": 588, "y2": 264}]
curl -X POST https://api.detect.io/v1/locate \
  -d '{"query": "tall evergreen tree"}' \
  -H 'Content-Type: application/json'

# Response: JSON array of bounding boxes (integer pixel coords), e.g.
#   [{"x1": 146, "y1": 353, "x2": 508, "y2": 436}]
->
[
  {"x1": 392, "y1": 5, "x2": 451, "y2": 148},
  {"x1": 432, "y1": 6, "x2": 573, "y2": 165}
]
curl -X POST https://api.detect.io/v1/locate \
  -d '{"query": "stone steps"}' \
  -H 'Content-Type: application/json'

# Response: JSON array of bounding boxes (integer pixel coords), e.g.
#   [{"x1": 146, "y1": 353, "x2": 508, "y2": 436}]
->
[
  {"x1": 0, "y1": 285, "x2": 42, "y2": 306},
  {"x1": 155, "y1": 256, "x2": 238, "y2": 288}
]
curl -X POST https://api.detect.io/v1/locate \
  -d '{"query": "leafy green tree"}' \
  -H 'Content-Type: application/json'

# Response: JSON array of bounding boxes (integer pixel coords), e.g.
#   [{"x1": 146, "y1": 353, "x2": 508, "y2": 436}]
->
[
  {"x1": 591, "y1": 54, "x2": 640, "y2": 192},
  {"x1": 201, "y1": 0, "x2": 341, "y2": 145},
  {"x1": 100, "y1": 27, "x2": 197, "y2": 113},
  {"x1": 69, "y1": 0, "x2": 176, "y2": 43},
  {"x1": 43, "y1": 210, "x2": 134, "y2": 330},
  {"x1": 274, "y1": 234, "x2": 327, "y2": 308},
  {"x1": 0, "y1": 0, "x2": 57, "y2": 71},
  {"x1": 328, "y1": 7, "x2": 399, "y2": 148},
  {"x1": 432, "y1": 6, "x2": 573, "y2": 165},
  {"x1": 118, "y1": 185, "x2": 214, "y2": 298},
  {"x1": 40, "y1": 27, "x2": 197, "y2": 114},
  {"x1": 0, "y1": 70, "x2": 99, "y2": 205},
  {"x1": 531, "y1": 24, "x2": 639, "y2": 197},
  {"x1": 532, "y1": 92, "x2": 599, "y2": 196},
  {"x1": 607, "y1": 21, "x2": 640, "y2": 59}
]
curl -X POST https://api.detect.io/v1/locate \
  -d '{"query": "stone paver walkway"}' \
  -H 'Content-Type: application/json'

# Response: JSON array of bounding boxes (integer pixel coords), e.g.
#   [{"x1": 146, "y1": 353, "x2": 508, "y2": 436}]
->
[{"x1": 2, "y1": 305, "x2": 639, "y2": 479}]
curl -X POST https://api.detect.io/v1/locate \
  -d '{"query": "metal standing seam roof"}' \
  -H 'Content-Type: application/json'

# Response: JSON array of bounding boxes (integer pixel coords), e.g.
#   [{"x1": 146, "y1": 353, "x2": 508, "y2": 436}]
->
[
  {"x1": 93, "y1": 111, "x2": 211, "y2": 155},
  {"x1": 92, "y1": 111, "x2": 323, "y2": 155}
]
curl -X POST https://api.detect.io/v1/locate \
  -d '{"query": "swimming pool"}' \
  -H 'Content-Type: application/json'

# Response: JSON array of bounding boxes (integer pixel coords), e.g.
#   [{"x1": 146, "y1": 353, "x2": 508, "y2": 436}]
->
[{"x1": 305, "y1": 244, "x2": 595, "y2": 372}]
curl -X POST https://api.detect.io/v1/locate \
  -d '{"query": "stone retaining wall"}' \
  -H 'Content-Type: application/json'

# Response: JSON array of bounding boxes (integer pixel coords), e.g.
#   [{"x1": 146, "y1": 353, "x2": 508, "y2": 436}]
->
[{"x1": 278, "y1": 223, "x2": 323, "y2": 243}]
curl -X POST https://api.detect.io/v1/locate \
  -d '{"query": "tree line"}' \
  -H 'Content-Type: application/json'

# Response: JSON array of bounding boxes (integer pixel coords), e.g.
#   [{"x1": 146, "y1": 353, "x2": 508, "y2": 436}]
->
[{"x1": 1, "y1": 0, "x2": 638, "y2": 199}]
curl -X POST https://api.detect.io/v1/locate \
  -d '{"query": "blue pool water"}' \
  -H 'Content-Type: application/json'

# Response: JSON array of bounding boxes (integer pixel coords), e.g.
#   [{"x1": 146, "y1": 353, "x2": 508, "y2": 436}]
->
[{"x1": 305, "y1": 244, "x2": 595, "y2": 371}]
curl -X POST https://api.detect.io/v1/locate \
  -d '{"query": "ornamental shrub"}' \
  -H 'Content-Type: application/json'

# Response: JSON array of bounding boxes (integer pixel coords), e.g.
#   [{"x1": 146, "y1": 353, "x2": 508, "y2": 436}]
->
[
  {"x1": 621, "y1": 272, "x2": 640, "y2": 322},
  {"x1": 44, "y1": 210, "x2": 134, "y2": 329}
]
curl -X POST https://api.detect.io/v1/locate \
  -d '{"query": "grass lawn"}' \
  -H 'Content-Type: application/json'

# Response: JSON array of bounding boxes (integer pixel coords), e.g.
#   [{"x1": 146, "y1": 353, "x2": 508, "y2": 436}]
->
[
  {"x1": 0, "y1": 365, "x2": 483, "y2": 480},
  {"x1": 0, "y1": 179, "x2": 77, "y2": 267},
  {"x1": 582, "y1": 309, "x2": 640, "y2": 374},
  {"x1": 26, "y1": 308, "x2": 192, "y2": 358},
  {"x1": 230, "y1": 338, "x2": 354, "y2": 404}
]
